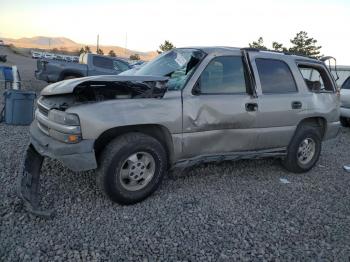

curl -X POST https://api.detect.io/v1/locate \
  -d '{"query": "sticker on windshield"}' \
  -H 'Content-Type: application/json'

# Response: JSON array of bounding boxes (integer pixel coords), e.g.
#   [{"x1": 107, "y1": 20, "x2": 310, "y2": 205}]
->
[{"x1": 175, "y1": 53, "x2": 187, "y2": 66}]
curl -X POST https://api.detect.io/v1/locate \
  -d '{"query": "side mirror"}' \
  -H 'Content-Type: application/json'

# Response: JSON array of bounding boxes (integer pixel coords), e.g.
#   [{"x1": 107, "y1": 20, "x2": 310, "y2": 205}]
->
[{"x1": 192, "y1": 80, "x2": 201, "y2": 95}]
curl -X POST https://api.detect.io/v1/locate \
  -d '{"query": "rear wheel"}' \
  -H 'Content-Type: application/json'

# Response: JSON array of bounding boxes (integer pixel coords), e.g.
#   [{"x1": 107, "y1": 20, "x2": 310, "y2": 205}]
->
[
  {"x1": 97, "y1": 133, "x2": 167, "y2": 205},
  {"x1": 283, "y1": 125, "x2": 322, "y2": 173},
  {"x1": 340, "y1": 117, "x2": 350, "y2": 127}
]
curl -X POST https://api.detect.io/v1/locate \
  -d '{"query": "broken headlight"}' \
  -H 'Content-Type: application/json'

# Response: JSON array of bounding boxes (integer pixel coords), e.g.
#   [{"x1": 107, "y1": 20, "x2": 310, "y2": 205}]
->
[{"x1": 48, "y1": 109, "x2": 80, "y2": 126}]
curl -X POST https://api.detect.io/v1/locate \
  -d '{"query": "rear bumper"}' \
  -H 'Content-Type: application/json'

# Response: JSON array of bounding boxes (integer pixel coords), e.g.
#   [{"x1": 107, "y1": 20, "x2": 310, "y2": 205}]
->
[
  {"x1": 30, "y1": 120, "x2": 97, "y2": 171},
  {"x1": 340, "y1": 106, "x2": 350, "y2": 118},
  {"x1": 324, "y1": 121, "x2": 341, "y2": 140}
]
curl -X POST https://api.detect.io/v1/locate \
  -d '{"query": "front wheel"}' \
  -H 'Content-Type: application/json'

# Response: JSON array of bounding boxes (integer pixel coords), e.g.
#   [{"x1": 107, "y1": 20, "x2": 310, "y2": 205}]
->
[
  {"x1": 283, "y1": 125, "x2": 322, "y2": 173},
  {"x1": 97, "y1": 133, "x2": 167, "y2": 205}
]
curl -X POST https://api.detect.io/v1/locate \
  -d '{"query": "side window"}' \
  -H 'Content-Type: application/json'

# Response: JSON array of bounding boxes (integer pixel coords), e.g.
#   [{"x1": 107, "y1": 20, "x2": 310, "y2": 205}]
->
[
  {"x1": 256, "y1": 59, "x2": 297, "y2": 94},
  {"x1": 342, "y1": 77, "x2": 350, "y2": 90},
  {"x1": 199, "y1": 56, "x2": 247, "y2": 94},
  {"x1": 298, "y1": 64, "x2": 334, "y2": 92},
  {"x1": 93, "y1": 56, "x2": 113, "y2": 69},
  {"x1": 113, "y1": 60, "x2": 130, "y2": 72}
]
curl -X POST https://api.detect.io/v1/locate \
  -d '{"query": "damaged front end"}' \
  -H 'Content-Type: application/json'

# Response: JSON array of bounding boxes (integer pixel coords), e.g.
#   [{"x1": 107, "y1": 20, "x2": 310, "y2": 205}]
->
[{"x1": 18, "y1": 75, "x2": 169, "y2": 216}]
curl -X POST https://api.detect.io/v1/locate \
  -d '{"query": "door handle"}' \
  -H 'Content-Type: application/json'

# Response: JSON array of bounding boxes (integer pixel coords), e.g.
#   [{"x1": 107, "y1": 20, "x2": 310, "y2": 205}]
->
[
  {"x1": 245, "y1": 103, "x2": 258, "y2": 112},
  {"x1": 291, "y1": 101, "x2": 302, "y2": 109}
]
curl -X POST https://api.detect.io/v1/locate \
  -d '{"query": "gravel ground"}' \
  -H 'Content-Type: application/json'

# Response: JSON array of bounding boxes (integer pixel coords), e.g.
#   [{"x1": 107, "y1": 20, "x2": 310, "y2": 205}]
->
[
  {"x1": 1, "y1": 47, "x2": 350, "y2": 261},
  {"x1": 1, "y1": 123, "x2": 350, "y2": 261}
]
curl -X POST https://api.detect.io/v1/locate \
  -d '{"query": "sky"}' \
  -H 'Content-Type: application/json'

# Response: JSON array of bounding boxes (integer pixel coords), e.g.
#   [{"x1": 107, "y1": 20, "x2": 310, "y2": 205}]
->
[{"x1": 1, "y1": 0, "x2": 350, "y2": 64}]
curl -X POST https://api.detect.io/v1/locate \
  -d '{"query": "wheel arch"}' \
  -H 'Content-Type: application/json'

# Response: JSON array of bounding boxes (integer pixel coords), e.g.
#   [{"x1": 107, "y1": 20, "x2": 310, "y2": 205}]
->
[
  {"x1": 94, "y1": 124, "x2": 175, "y2": 167},
  {"x1": 296, "y1": 116, "x2": 327, "y2": 139},
  {"x1": 59, "y1": 70, "x2": 83, "y2": 81}
]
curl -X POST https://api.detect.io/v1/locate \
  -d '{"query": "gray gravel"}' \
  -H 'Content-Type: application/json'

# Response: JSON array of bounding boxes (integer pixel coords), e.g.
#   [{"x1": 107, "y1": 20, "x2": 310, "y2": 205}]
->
[
  {"x1": 1, "y1": 47, "x2": 350, "y2": 261},
  {"x1": 1, "y1": 124, "x2": 350, "y2": 261}
]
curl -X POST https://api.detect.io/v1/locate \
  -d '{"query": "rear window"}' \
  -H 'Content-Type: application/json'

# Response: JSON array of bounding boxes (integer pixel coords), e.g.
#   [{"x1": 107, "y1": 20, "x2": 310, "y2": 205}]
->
[
  {"x1": 93, "y1": 56, "x2": 113, "y2": 69},
  {"x1": 256, "y1": 59, "x2": 297, "y2": 94},
  {"x1": 113, "y1": 60, "x2": 130, "y2": 72},
  {"x1": 342, "y1": 77, "x2": 350, "y2": 90},
  {"x1": 298, "y1": 64, "x2": 334, "y2": 92}
]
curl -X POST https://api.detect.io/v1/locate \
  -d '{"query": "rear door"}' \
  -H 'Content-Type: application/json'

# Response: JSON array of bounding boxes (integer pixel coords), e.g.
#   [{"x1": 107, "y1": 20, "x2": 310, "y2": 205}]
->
[
  {"x1": 181, "y1": 54, "x2": 259, "y2": 159},
  {"x1": 248, "y1": 53, "x2": 308, "y2": 149}
]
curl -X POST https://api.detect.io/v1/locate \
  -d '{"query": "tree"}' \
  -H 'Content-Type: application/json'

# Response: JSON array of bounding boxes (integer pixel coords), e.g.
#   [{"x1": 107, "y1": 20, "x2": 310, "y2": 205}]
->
[
  {"x1": 272, "y1": 41, "x2": 288, "y2": 52},
  {"x1": 97, "y1": 48, "x2": 104, "y2": 55},
  {"x1": 248, "y1": 37, "x2": 267, "y2": 50},
  {"x1": 51, "y1": 48, "x2": 59, "y2": 53},
  {"x1": 108, "y1": 50, "x2": 116, "y2": 57},
  {"x1": 289, "y1": 31, "x2": 322, "y2": 58},
  {"x1": 157, "y1": 40, "x2": 175, "y2": 54},
  {"x1": 129, "y1": 54, "x2": 140, "y2": 60},
  {"x1": 80, "y1": 46, "x2": 91, "y2": 54}
]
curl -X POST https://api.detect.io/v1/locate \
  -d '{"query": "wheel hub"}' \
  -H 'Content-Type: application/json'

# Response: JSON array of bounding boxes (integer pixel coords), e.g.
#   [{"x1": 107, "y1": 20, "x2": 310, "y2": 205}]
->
[
  {"x1": 129, "y1": 161, "x2": 146, "y2": 180},
  {"x1": 297, "y1": 138, "x2": 316, "y2": 165},
  {"x1": 118, "y1": 152, "x2": 156, "y2": 191}
]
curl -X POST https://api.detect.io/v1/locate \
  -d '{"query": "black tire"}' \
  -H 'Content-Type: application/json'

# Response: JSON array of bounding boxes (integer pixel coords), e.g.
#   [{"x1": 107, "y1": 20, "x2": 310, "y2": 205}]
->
[
  {"x1": 282, "y1": 125, "x2": 322, "y2": 173},
  {"x1": 63, "y1": 75, "x2": 77, "y2": 80},
  {"x1": 96, "y1": 132, "x2": 167, "y2": 205},
  {"x1": 340, "y1": 117, "x2": 350, "y2": 127}
]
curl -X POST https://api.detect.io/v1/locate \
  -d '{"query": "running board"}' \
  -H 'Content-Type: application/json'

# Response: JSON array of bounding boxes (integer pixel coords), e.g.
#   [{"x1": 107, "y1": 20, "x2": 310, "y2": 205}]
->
[{"x1": 173, "y1": 148, "x2": 286, "y2": 169}]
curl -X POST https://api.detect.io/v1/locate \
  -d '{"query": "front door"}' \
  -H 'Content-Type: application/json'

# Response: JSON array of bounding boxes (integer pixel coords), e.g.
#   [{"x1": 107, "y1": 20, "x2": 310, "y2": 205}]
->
[{"x1": 181, "y1": 55, "x2": 259, "y2": 159}]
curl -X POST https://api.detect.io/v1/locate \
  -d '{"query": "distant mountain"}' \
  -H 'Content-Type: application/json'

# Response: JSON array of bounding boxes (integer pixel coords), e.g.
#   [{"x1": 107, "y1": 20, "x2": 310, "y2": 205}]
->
[{"x1": 2, "y1": 36, "x2": 157, "y2": 61}]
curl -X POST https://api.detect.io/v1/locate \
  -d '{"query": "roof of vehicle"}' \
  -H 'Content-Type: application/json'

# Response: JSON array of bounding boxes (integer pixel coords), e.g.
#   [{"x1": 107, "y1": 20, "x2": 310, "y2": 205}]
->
[{"x1": 180, "y1": 46, "x2": 320, "y2": 63}]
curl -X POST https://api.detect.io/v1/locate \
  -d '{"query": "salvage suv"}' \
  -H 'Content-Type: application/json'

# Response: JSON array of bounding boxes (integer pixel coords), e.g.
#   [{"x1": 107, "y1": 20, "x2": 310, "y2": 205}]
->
[{"x1": 20, "y1": 47, "x2": 340, "y2": 215}]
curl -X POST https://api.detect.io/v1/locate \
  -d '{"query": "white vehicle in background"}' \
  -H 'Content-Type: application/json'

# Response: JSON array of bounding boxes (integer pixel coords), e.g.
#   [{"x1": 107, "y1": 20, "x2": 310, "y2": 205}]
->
[
  {"x1": 43, "y1": 53, "x2": 55, "y2": 60},
  {"x1": 0, "y1": 40, "x2": 5, "y2": 46},
  {"x1": 340, "y1": 76, "x2": 350, "y2": 127},
  {"x1": 31, "y1": 51, "x2": 43, "y2": 59},
  {"x1": 64, "y1": 56, "x2": 73, "y2": 62},
  {"x1": 73, "y1": 56, "x2": 79, "y2": 63}
]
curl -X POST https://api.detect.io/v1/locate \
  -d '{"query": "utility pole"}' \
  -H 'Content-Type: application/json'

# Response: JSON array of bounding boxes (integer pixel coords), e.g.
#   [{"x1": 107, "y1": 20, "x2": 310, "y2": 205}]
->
[{"x1": 97, "y1": 34, "x2": 99, "y2": 54}]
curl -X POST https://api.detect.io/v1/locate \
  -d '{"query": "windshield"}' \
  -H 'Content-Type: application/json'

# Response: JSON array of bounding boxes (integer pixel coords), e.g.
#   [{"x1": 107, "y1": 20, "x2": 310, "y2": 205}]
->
[{"x1": 134, "y1": 48, "x2": 205, "y2": 90}]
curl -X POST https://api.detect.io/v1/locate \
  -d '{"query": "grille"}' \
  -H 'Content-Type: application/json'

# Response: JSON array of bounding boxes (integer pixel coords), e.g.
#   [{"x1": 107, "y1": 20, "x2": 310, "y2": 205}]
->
[{"x1": 37, "y1": 101, "x2": 49, "y2": 117}]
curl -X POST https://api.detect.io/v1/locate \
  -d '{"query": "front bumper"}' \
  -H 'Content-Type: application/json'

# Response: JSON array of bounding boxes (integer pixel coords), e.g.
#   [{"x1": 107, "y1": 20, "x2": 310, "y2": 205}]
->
[{"x1": 30, "y1": 120, "x2": 97, "y2": 172}]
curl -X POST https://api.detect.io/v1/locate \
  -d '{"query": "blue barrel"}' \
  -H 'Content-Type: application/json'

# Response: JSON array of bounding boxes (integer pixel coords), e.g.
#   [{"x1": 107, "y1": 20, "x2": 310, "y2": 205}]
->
[{"x1": 3, "y1": 90, "x2": 36, "y2": 125}]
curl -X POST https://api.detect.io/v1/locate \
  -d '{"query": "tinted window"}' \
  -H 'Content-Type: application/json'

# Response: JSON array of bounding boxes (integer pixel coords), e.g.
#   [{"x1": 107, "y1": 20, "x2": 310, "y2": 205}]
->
[
  {"x1": 93, "y1": 56, "x2": 113, "y2": 69},
  {"x1": 256, "y1": 59, "x2": 297, "y2": 93},
  {"x1": 298, "y1": 64, "x2": 334, "y2": 92},
  {"x1": 113, "y1": 60, "x2": 130, "y2": 72},
  {"x1": 200, "y1": 56, "x2": 246, "y2": 94},
  {"x1": 342, "y1": 77, "x2": 350, "y2": 90}
]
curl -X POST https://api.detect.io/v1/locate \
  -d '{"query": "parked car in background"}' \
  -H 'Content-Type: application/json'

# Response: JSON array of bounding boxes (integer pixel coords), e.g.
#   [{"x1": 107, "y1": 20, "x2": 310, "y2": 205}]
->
[
  {"x1": 43, "y1": 53, "x2": 55, "y2": 60},
  {"x1": 31, "y1": 51, "x2": 42, "y2": 59},
  {"x1": 35, "y1": 53, "x2": 132, "y2": 82},
  {"x1": 340, "y1": 76, "x2": 350, "y2": 127},
  {"x1": 23, "y1": 47, "x2": 340, "y2": 211}
]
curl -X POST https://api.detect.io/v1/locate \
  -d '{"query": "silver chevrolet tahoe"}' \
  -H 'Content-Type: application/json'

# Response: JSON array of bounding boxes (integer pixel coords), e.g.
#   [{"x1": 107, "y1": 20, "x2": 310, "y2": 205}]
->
[{"x1": 20, "y1": 47, "x2": 340, "y2": 214}]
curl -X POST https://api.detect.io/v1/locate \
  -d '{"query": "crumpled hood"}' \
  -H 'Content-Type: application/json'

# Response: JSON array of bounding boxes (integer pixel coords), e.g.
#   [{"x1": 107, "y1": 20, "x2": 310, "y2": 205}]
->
[{"x1": 41, "y1": 75, "x2": 169, "y2": 96}]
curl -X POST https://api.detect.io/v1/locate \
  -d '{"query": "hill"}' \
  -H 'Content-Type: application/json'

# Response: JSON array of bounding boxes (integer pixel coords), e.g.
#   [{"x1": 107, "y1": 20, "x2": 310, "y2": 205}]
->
[{"x1": 2, "y1": 36, "x2": 157, "y2": 61}]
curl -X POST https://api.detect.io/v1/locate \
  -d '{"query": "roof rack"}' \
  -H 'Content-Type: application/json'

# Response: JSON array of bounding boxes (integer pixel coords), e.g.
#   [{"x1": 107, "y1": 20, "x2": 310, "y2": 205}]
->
[{"x1": 240, "y1": 47, "x2": 318, "y2": 61}]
